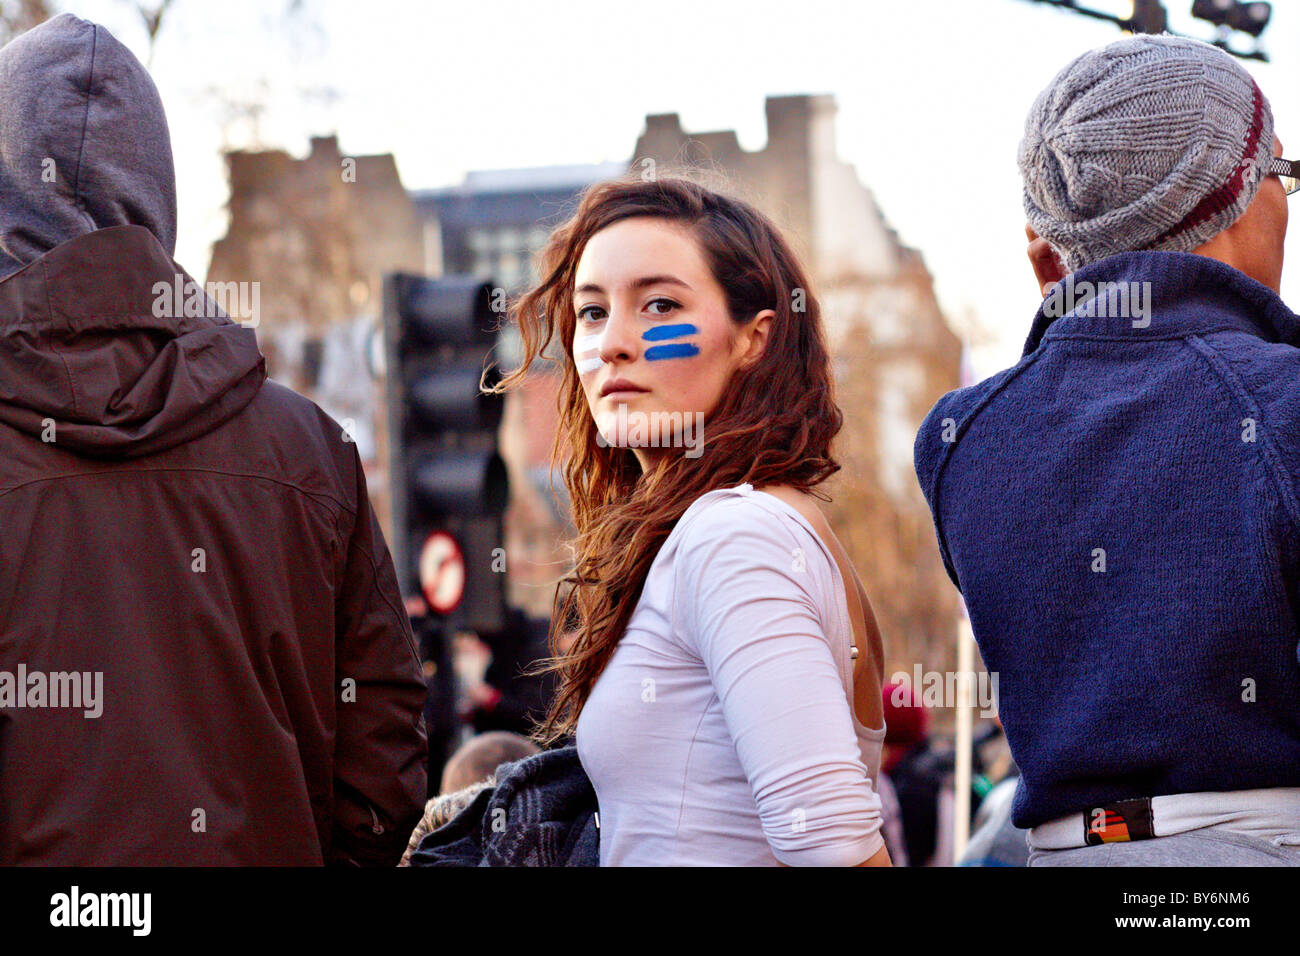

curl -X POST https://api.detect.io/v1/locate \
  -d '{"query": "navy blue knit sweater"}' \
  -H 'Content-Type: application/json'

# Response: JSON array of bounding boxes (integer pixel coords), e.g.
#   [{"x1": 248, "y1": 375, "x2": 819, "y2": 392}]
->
[{"x1": 914, "y1": 251, "x2": 1300, "y2": 829}]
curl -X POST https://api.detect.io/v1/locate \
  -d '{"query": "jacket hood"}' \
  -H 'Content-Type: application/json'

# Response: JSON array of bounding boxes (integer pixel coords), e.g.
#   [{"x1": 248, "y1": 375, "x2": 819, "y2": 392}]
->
[
  {"x1": 0, "y1": 13, "x2": 177, "y2": 279},
  {"x1": 0, "y1": 225, "x2": 266, "y2": 458}
]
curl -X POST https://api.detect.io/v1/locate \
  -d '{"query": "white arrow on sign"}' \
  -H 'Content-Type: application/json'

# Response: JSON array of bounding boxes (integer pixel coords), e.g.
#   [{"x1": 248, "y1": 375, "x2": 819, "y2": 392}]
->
[{"x1": 419, "y1": 530, "x2": 466, "y2": 616}]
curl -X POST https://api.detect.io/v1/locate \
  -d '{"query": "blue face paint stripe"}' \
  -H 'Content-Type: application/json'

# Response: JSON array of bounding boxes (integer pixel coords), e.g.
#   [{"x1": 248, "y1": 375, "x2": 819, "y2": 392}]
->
[
  {"x1": 645, "y1": 342, "x2": 700, "y2": 361},
  {"x1": 642, "y1": 323, "x2": 698, "y2": 342}
]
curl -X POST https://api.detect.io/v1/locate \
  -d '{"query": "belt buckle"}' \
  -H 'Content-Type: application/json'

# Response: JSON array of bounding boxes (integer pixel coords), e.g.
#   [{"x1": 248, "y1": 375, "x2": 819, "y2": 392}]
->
[{"x1": 1084, "y1": 797, "x2": 1155, "y2": 845}]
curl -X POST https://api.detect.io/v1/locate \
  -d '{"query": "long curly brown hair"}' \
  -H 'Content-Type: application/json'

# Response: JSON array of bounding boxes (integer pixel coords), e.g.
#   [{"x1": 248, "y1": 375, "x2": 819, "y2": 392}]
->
[{"x1": 490, "y1": 173, "x2": 843, "y2": 744}]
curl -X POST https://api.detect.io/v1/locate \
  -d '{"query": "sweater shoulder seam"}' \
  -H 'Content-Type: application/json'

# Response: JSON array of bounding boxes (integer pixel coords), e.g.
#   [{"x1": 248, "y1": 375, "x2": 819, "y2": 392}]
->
[{"x1": 1184, "y1": 334, "x2": 1300, "y2": 537}]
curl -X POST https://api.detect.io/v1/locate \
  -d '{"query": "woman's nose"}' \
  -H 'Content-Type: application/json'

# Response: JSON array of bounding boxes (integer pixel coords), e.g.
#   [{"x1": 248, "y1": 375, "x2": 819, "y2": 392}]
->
[{"x1": 597, "y1": 311, "x2": 638, "y2": 363}]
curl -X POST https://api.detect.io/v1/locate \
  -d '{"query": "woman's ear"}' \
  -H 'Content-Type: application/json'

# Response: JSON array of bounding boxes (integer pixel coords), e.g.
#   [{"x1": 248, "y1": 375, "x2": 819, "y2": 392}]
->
[
  {"x1": 738, "y1": 309, "x2": 775, "y2": 369},
  {"x1": 1026, "y1": 223, "x2": 1066, "y2": 295}
]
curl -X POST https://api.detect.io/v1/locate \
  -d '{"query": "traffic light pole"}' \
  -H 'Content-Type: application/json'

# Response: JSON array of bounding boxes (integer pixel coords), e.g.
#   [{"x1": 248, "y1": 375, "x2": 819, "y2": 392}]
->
[
  {"x1": 382, "y1": 273, "x2": 413, "y2": 592},
  {"x1": 416, "y1": 614, "x2": 458, "y2": 797}
]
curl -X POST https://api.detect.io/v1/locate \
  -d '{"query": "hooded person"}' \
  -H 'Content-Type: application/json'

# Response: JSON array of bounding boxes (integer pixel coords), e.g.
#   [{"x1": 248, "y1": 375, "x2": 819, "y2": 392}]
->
[{"x1": 0, "y1": 14, "x2": 427, "y2": 865}]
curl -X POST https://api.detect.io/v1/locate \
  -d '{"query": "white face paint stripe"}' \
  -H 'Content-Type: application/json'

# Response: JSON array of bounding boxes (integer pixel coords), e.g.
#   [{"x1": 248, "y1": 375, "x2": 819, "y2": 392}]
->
[{"x1": 574, "y1": 330, "x2": 605, "y2": 375}]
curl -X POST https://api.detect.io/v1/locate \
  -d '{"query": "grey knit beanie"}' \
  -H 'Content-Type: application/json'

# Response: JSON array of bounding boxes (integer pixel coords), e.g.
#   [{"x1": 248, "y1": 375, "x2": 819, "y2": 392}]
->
[{"x1": 1019, "y1": 34, "x2": 1274, "y2": 273}]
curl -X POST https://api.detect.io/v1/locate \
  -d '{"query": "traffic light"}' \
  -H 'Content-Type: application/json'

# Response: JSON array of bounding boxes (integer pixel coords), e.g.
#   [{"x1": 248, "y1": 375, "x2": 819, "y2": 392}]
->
[
  {"x1": 1130, "y1": 0, "x2": 1168, "y2": 34},
  {"x1": 1192, "y1": 0, "x2": 1271, "y2": 37},
  {"x1": 1021, "y1": 1, "x2": 1270, "y2": 60},
  {"x1": 381, "y1": 273, "x2": 510, "y2": 636}
]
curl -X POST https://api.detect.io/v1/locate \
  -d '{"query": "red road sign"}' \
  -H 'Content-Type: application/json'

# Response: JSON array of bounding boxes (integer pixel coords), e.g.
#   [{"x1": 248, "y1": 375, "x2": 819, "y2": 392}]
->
[{"x1": 419, "y1": 530, "x2": 465, "y2": 615}]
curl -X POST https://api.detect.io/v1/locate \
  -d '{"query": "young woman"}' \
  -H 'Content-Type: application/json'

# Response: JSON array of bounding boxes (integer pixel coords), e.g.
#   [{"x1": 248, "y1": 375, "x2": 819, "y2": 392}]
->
[{"x1": 494, "y1": 175, "x2": 891, "y2": 866}]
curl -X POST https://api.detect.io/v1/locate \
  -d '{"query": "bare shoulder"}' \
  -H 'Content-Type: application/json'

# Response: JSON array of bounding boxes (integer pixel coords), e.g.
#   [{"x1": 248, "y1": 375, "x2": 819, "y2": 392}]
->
[{"x1": 754, "y1": 484, "x2": 834, "y2": 540}]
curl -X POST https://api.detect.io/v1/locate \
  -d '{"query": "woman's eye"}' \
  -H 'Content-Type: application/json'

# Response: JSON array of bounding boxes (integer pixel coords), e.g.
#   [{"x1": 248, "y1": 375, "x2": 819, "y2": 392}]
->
[
  {"x1": 577, "y1": 305, "x2": 605, "y2": 323},
  {"x1": 647, "y1": 298, "x2": 679, "y2": 316}
]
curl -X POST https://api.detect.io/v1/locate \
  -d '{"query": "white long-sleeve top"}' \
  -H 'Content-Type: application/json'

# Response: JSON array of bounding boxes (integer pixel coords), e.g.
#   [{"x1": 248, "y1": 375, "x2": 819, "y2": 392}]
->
[{"x1": 575, "y1": 483, "x2": 886, "y2": 866}]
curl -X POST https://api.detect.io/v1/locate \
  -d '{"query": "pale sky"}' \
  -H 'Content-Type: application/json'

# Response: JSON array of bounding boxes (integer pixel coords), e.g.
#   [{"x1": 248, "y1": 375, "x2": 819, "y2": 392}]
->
[{"x1": 51, "y1": 0, "x2": 1300, "y2": 379}]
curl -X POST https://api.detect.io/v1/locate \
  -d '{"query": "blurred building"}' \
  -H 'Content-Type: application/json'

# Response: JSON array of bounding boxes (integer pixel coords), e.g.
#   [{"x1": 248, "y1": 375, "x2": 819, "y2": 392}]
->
[
  {"x1": 210, "y1": 134, "x2": 423, "y2": 339},
  {"x1": 207, "y1": 134, "x2": 424, "y2": 530},
  {"x1": 412, "y1": 163, "x2": 626, "y2": 292}
]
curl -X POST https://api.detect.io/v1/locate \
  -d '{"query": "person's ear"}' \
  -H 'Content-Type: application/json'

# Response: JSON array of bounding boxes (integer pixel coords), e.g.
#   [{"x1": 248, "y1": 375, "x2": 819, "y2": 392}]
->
[
  {"x1": 1026, "y1": 223, "x2": 1066, "y2": 295},
  {"x1": 737, "y1": 309, "x2": 775, "y2": 369}
]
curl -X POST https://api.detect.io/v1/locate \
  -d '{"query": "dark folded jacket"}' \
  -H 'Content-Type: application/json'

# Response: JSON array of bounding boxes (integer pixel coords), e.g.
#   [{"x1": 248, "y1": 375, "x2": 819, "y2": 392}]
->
[{"x1": 409, "y1": 746, "x2": 598, "y2": 866}]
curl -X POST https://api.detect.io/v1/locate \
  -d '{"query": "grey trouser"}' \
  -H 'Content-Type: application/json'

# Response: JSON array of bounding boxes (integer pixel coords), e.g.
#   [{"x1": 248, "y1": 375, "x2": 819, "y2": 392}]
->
[{"x1": 1027, "y1": 829, "x2": 1300, "y2": 866}]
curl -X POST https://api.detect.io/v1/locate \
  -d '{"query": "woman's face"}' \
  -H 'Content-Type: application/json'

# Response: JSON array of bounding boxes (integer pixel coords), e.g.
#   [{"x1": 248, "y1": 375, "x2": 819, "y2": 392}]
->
[{"x1": 571, "y1": 217, "x2": 772, "y2": 467}]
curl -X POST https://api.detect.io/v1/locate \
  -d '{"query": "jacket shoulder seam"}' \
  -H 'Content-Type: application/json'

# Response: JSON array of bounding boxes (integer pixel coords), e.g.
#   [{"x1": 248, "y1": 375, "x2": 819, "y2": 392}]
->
[
  {"x1": 0, "y1": 465, "x2": 355, "y2": 516},
  {"x1": 343, "y1": 529, "x2": 420, "y2": 667}
]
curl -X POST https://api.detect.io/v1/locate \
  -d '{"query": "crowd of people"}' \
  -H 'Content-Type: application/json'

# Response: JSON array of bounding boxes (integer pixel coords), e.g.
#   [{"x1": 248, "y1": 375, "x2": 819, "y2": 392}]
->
[{"x1": 0, "y1": 14, "x2": 1296, "y2": 866}]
